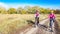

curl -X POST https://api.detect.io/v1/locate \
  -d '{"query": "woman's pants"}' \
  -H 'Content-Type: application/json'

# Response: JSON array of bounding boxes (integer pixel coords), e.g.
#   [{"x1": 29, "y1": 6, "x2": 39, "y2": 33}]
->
[{"x1": 49, "y1": 18, "x2": 55, "y2": 28}]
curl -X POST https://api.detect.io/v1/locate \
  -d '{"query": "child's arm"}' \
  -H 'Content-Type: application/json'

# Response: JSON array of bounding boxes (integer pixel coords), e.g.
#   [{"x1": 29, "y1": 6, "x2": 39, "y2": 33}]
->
[
  {"x1": 48, "y1": 14, "x2": 50, "y2": 19},
  {"x1": 35, "y1": 14, "x2": 36, "y2": 17}
]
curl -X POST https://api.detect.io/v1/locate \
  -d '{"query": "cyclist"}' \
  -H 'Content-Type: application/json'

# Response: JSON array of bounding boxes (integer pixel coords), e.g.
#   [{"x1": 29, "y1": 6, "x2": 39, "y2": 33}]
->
[{"x1": 48, "y1": 11, "x2": 55, "y2": 32}]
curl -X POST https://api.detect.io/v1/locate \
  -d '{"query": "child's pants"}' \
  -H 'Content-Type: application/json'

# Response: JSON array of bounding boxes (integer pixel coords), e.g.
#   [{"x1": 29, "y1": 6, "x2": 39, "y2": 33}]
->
[{"x1": 35, "y1": 17, "x2": 39, "y2": 26}]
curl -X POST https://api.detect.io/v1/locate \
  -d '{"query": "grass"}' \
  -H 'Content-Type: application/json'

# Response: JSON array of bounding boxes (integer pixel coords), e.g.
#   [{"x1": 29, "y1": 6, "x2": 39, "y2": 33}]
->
[
  {"x1": 0, "y1": 14, "x2": 47, "y2": 34},
  {"x1": 56, "y1": 14, "x2": 60, "y2": 28}
]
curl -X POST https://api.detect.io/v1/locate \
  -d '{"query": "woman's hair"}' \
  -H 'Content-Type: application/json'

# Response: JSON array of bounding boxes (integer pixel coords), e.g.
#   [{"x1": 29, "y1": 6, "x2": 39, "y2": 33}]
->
[
  {"x1": 51, "y1": 11, "x2": 54, "y2": 13},
  {"x1": 50, "y1": 11, "x2": 54, "y2": 14}
]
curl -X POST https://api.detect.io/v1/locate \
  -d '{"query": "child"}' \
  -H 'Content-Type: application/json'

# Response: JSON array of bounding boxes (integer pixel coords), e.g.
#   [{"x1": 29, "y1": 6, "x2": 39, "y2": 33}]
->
[
  {"x1": 49, "y1": 11, "x2": 55, "y2": 32},
  {"x1": 35, "y1": 10, "x2": 39, "y2": 27}
]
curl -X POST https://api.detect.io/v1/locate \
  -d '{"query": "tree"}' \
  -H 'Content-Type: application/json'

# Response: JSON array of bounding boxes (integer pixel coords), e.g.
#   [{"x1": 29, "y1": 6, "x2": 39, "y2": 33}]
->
[
  {"x1": 40, "y1": 8, "x2": 45, "y2": 13},
  {"x1": 31, "y1": 6, "x2": 40, "y2": 14},
  {"x1": 21, "y1": 9, "x2": 27, "y2": 14},
  {"x1": 17, "y1": 7, "x2": 23, "y2": 14},
  {"x1": 24, "y1": 6, "x2": 32, "y2": 14},
  {"x1": 55, "y1": 9, "x2": 60, "y2": 14},
  {"x1": 0, "y1": 7, "x2": 7, "y2": 14},
  {"x1": 8, "y1": 8, "x2": 17, "y2": 14}
]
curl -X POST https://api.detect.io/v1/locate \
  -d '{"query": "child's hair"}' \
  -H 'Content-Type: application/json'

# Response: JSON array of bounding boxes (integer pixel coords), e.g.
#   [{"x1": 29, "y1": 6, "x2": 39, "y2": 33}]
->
[{"x1": 36, "y1": 10, "x2": 39, "y2": 13}]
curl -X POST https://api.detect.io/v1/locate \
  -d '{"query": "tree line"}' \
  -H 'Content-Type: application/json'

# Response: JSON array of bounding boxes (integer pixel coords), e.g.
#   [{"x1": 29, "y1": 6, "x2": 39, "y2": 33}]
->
[{"x1": 0, "y1": 6, "x2": 60, "y2": 14}]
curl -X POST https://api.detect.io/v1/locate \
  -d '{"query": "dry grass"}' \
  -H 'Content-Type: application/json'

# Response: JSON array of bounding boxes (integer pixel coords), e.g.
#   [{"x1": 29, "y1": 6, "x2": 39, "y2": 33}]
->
[
  {"x1": 56, "y1": 14, "x2": 60, "y2": 28},
  {"x1": 0, "y1": 14, "x2": 47, "y2": 34}
]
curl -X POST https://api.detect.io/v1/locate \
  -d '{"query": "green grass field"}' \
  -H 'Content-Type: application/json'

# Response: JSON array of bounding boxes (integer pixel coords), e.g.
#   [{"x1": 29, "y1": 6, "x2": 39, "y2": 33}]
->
[{"x1": 0, "y1": 14, "x2": 48, "y2": 34}]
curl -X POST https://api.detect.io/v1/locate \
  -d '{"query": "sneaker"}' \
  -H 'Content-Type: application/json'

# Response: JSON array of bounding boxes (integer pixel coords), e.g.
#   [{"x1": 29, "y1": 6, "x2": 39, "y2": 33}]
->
[
  {"x1": 49, "y1": 30, "x2": 53, "y2": 32},
  {"x1": 33, "y1": 25, "x2": 36, "y2": 28},
  {"x1": 36, "y1": 25, "x2": 38, "y2": 28}
]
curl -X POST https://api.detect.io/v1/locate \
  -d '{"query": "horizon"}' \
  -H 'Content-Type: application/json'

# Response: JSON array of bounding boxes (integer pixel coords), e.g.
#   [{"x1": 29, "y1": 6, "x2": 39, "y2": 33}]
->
[{"x1": 0, "y1": 0, "x2": 60, "y2": 9}]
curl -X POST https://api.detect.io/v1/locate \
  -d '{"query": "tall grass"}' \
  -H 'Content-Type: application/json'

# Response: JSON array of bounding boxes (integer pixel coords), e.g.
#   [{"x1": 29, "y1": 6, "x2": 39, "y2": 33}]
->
[
  {"x1": 0, "y1": 14, "x2": 47, "y2": 34},
  {"x1": 56, "y1": 14, "x2": 60, "y2": 28}
]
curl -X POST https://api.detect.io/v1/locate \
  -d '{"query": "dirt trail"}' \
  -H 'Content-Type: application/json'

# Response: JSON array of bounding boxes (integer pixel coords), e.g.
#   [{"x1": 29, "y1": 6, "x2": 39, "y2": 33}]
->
[
  {"x1": 54, "y1": 20, "x2": 60, "y2": 34},
  {"x1": 32, "y1": 20, "x2": 55, "y2": 34},
  {"x1": 33, "y1": 20, "x2": 60, "y2": 34},
  {"x1": 20, "y1": 19, "x2": 60, "y2": 34},
  {"x1": 20, "y1": 19, "x2": 48, "y2": 34}
]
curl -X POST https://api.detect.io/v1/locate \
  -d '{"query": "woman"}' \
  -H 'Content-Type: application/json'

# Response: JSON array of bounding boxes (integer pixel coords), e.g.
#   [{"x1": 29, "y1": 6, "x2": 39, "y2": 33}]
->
[
  {"x1": 35, "y1": 10, "x2": 39, "y2": 27},
  {"x1": 48, "y1": 11, "x2": 55, "y2": 32}
]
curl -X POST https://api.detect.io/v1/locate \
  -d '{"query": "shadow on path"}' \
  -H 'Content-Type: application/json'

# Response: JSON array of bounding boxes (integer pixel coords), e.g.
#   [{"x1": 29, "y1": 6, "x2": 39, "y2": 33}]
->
[
  {"x1": 54, "y1": 20, "x2": 60, "y2": 34},
  {"x1": 26, "y1": 19, "x2": 60, "y2": 34},
  {"x1": 26, "y1": 20, "x2": 35, "y2": 24},
  {"x1": 38, "y1": 24, "x2": 48, "y2": 31},
  {"x1": 26, "y1": 20, "x2": 48, "y2": 29}
]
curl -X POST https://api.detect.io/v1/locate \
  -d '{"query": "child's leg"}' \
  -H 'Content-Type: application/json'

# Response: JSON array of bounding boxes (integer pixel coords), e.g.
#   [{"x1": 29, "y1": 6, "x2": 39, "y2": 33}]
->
[
  {"x1": 35, "y1": 17, "x2": 37, "y2": 26},
  {"x1": 37, "y1": 17, "x2": 39, "y2": 26}
]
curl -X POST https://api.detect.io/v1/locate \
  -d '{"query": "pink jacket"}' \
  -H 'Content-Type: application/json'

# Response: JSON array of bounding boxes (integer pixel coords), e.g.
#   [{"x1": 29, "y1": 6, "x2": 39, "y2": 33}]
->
[
  {"x1": 35, "y1": 13, "x2": 39, "y2": 17},
  {"x1": 35, "y1": 11, "x2": 39, "y2": 17},
  {"x1": 49, "y1": 13, "x2": 55, "y2": 19}
]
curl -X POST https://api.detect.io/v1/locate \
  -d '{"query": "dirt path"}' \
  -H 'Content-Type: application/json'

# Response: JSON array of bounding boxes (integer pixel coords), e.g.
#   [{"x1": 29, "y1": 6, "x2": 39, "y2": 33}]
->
[
  {"x1": 20, "y1": 19, "x2": 48, "y2": 34},
  {"x1": 54, "y1": 20, "x2": 60, "y2": 34},
  {"x1": 32, "y1": 19, "x2": 55, "y2": 34},
  {"x1": 20, "y1": 19, "x2": 60, "y2": 34},
  {"x1": 33, "y1": 20, "x2": 60, "y2": 34}
]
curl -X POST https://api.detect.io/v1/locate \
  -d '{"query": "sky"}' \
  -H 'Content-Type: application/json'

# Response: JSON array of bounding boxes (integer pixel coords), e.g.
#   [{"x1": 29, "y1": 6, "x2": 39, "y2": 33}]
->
[{"x1": 0, "y1": 0, "x2": 60, "y2": 9}]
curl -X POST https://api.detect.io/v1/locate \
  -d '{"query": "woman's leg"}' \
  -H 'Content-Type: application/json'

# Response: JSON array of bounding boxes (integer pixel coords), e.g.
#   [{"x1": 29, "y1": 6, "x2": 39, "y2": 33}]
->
[
  {"x1": 50, "y1": 19, "x2": 52, "y2": 28},
  {"x1": 53, "y1": 18, "x2": 55, "y2": 22},
  {"x1": 50, "y1": 18, "x2": 53, "y2": 28},
  {"x1": 50, "y1": 18, "x2": 53, "y2": 31}
]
